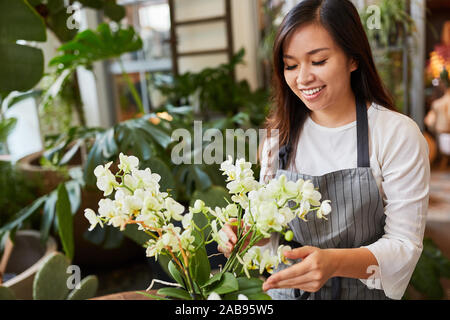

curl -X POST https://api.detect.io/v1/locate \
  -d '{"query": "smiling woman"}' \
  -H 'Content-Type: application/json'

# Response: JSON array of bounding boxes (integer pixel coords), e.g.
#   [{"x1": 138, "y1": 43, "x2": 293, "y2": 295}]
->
[{"x1": 246, "y1": 0, "x2": 430, "y2": 300}]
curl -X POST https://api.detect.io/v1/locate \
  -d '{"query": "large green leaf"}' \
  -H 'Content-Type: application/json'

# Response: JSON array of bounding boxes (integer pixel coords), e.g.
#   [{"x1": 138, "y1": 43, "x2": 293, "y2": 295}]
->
[
  {"x1": 0, "y1": 43, "x2": 44, "y2": 94},
  {"x1": 56, "y1": 183, "x2": 74, "y2": 260},
  {"x1": 157, "y1": 287, "x2": 192, "y2": 300},
  {"x1": 40, "y1": 191, "x2": 58, "y2": 246},
  {"x1": 189, "y1": 245, "x2": 211, "y2": 287},
  {"x1": 223, "y1": 277, "x2": 270, "y2": 300},
  {"x1": 50, "y1": 23, "x2": 142, "y2": 71},
  {"x1": 204, "y1": 272, "x2": 238, "y2": 295},
  {"x1": 33, "y1": 252, "x2": 70, "y2": 300},
  {"x1": 168, "y1": 260, "x2": 186, "y2": 288},
  {"x1": 0, "y1": 0, "x2": 46, "y2": 94},
  {"x1": 0, "y1": 0, "x2": 46, "y2": 42}
]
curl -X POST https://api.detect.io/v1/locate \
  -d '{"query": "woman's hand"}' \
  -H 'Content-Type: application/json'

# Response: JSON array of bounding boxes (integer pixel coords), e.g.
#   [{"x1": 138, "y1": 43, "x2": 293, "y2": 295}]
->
[
  {"x1": 217, "y1": 218, "x2": 269, "y2": 258},
  {"x1": 262, "y1": 246, "x2": 338, "y2": 292}
]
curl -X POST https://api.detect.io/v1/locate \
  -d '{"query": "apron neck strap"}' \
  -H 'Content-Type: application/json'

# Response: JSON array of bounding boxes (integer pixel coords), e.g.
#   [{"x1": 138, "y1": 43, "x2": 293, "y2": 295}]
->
[
  {"x1": 278, "y1": 96, "x2": 371, "y2": 170},
  {"x1": 356, "y1": 95, "x2": 370, "y2": 168}
]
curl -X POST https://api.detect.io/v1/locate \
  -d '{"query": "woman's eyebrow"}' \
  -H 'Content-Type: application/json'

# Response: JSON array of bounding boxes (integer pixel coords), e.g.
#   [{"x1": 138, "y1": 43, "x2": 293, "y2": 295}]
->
[{"x1": 283, "y1": 47, "x2": 330, "y2": 59}]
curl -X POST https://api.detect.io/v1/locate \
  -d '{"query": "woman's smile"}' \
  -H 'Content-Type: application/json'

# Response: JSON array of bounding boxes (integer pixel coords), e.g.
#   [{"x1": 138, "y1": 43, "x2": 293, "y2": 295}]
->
[{"x1": 299, "y1": 85, "x2": 326, "y2": 101}]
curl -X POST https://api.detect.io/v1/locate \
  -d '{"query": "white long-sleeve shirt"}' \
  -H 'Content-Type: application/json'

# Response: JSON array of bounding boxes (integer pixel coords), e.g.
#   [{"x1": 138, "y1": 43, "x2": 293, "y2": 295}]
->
[{"x1": 259, "y1": 102, "x2": 430, "y2": 300}]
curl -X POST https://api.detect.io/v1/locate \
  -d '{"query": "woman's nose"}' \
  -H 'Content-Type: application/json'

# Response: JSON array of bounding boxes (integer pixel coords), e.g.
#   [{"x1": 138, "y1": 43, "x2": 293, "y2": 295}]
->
[{"x1": 296, "y1": 67, "x2": 315, "y2": 88}]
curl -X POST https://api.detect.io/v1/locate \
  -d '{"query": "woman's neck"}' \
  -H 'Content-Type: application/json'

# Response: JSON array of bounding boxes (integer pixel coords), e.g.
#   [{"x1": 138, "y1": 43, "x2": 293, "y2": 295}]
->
[{"x1": 309, "y1": 93, "x2": 370, "y2": 128}]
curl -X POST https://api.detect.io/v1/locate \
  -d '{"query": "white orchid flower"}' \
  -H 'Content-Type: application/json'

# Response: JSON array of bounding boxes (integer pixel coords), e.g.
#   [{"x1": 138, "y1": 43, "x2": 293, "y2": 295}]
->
[
  {"x1": 108, "y1": 214, "x2": 129, "y2": 230},
  {"x1": 98, "y1": 198, "x2": 117, "y2": 218},
  {"x1": 84, "y1": 209, "x2": 103, "y2": 231},
  {"x1": 259, "y1": 249, "x2": 278, "y2": 274},
  {"x1": 238, "y1": 294, "x2": 249, "y2": 300},
  {"x1": 220, "y1": 155, "x2": 236, "y2": 181},
  {"x1": 277, "y1": 245, "x2": 292, "y2": 265},
  {"x1": 118, "y1": 153, "x2": 139, "y2": 174},
  {"x1": 207, "y1": 292, "x2": 221, "y2": 300},
  {"x1": 211, "y1": 220, "x2": 229, "y2": 248},
  {"x1": 94, "y1": 162, "x2": 117, "y2": 196},
  {"x1": 182, "y1": 212, "x2": 193, "y2": 229},
  {"x1": 316, "y1": 200, "x2": 331, "y2": 220},
  {"x1": 164, "y1": 198, "x2": 185, "y2": 221},
  {"x1": 180, "y1": 229, "x2": 195, "y2": 252},
  {"x1": 191, "y1": 199, "x2": 206, "y2": 214}
]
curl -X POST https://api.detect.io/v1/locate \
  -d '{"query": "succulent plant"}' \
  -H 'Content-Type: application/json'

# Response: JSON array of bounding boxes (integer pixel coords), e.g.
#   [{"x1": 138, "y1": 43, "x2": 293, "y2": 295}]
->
[{"x1": 0, "y1": 252, "x2": 98, "y2": 300}]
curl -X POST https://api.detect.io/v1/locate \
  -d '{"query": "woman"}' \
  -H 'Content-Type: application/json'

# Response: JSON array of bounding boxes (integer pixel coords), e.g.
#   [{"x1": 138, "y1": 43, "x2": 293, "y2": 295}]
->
[{"x1": 219, "y1": 0, "x2": 429, "y2": 300}]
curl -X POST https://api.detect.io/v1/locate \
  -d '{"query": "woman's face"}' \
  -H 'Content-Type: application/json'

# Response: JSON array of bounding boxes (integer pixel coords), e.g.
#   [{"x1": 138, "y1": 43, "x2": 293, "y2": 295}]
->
[{"x1": 282, "y1": 23, "x2": 357, "y2": 112}]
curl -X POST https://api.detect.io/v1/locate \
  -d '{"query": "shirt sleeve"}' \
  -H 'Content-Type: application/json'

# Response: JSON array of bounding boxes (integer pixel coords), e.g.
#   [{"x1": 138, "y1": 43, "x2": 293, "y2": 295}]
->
[{"x1": 360, "y1": 116, "x2": 430, "y2": 300}]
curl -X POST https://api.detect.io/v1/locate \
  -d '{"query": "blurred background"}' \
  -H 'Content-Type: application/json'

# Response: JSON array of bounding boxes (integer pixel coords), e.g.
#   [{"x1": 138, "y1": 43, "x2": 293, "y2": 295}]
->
[{"x1": 0, "y1": 0, "x2": 449, "y2": 300}]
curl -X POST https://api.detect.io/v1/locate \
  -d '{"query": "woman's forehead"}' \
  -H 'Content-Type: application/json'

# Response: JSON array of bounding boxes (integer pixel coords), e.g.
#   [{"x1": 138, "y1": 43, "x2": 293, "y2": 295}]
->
[{"x1": 283, "y1": 23, "x2": 336, "y2": 56}]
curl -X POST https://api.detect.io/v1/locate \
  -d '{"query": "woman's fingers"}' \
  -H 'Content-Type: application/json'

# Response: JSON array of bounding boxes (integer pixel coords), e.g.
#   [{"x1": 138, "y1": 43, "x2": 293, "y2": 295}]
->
[{"x1": 221, "y1": 224, "x2": 237, "y2": 244}]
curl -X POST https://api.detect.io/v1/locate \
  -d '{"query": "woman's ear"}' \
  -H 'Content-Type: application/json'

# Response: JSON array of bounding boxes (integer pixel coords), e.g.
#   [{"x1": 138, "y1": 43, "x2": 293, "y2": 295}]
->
[{"x1": 349, "y1": 58, "x2": 358, "y2": 72}]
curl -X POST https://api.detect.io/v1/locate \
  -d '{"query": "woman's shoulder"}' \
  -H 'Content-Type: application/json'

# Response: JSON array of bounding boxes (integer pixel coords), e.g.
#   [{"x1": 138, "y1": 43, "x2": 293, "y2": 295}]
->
[
  {"x1": 369, "y1": 103, "x2": 428, "y2": 163},
  {"x1": 369, "y1": 103, "x2": 424, "y2": 141}
]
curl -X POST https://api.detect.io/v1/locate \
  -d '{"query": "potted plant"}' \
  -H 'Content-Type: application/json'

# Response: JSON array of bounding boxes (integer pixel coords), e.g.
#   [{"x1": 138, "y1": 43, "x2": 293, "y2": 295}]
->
[{"x1": 83, "y1": 154, "x2": 332, "y2": 300}]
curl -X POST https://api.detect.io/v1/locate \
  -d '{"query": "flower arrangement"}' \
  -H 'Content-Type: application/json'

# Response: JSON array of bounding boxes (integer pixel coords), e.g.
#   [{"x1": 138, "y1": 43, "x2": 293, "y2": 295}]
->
[{"x1": 84, "y1": 153, "x2": 331, "y2": 300}]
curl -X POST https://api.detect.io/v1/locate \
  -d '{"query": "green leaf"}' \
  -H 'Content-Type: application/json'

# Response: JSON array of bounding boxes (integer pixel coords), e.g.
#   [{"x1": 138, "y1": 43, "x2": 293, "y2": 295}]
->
[
  {"x1": 84, "y1": 128, "x2": 117, "y2": 186},
  {"x1": 0, "y1": 195, "x2": 47, "y2": 236},
  {"x1": 67, "y1": 275, "x2": 98, "y2": 300},
  {"x1": 56, "y1": 183, "x2": 74, "y2": 260},
  {"x1": 103, "y1": 0, "x2": 126, "y2": 22},
  {"x1": 33, "y1": 252, "x2": 71, "y2": 300},
  {"x1": 140, "y1": 123, "x2": 172, "y2": 149},
  {"x1": 168, "y1": 260, "x2": 186, "y2": 288},
  {"x1": 140, "y1": 157, "x2": 176, "y2": 198},
  {"x1": 40, "y1": 191, "x2": 58, "y2": 246},
  {"x1": 0, "y1": 118, "x2": 18, "y2": 143},
  {"x1": 0, "y1": 0, "x2": 46, "y2": 94},
  {"x1": 157, "y1": 287, "x2": 192, "y2": 300},
  {"x1": 135, "y1": 291, "x2": 170, "y2": 300},
  {"x1": 189, "y1": 245, "x2": 211, "y2": 287},
  {"x1": 202, "y1": 272, "x2": 223, "y2": 288},
  {"x1": 0, "y1": 43, "x2": 44, "y2": 93},
  {"x1": 0, "y1": 0, "x2": 46, "y2": 42},
  {"x1": 192, "y1": 166, "x2": 212, "y2": 191},
  {"x1": 222, "y1": 277, "x2": 269, "y2": 300},
  {"x1": 205, "y1": 272, "x2": 238, "y2": 295},
  {"x1": 122, "y1": 223, "x2": 151, "y2": 246},
  {"x1": 0, "y1": 286, "x2": 16, "y2": 300}
]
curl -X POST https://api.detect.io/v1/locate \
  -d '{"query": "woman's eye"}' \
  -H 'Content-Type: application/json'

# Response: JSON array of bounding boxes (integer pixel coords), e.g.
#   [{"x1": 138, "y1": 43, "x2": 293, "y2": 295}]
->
[
  {"x1": 312, "y1": 59, "x2": 327, "y2": 66},
  {"x1": 285, "y1": 65, "x2": 297, "y2": 71}
]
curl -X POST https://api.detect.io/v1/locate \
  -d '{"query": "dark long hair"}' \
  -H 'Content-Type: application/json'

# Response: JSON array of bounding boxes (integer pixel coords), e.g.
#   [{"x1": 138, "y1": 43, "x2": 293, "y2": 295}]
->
[{"x1": 260, "y1": 0, "x2": 395, "y2": 176}]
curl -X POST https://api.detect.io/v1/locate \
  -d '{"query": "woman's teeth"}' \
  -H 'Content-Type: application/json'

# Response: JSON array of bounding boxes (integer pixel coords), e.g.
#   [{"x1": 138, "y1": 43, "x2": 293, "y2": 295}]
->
[{"x1": 301, "y1": 86, "x2": 325, "y2": 96}]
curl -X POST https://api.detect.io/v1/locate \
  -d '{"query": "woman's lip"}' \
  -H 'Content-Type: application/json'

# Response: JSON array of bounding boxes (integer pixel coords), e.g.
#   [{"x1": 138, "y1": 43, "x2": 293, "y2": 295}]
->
[{"x1": 300, "y1": 85, "x2": 326, "y2": 101}]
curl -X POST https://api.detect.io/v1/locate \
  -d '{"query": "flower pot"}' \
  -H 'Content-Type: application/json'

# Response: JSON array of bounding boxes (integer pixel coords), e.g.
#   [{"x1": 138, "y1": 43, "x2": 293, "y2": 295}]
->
[
  {"x1": 2, "y1": 230, "x2": 57, "y2": 300},
  {"x1": 17, "y1": 149, "x2": 83, "y2": 196},
  {"x1": 72, "y1": 186, "x2": 143, "y2": 267}
]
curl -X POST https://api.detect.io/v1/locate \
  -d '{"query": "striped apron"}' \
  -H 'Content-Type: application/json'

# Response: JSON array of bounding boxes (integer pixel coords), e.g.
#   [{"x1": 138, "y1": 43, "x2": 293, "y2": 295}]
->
[{"x1": 267, "y1": 96, "x2": 390, "y2": 300}]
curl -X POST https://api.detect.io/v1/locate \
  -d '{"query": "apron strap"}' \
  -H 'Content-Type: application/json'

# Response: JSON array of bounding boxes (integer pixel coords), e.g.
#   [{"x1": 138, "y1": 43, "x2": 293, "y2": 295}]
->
[
  {"x1": 356, "y1": 95, "x2": 370, "y2": 168},
  {"x1": 278, "y1": 143, "x2": 291, "y2": 170}
]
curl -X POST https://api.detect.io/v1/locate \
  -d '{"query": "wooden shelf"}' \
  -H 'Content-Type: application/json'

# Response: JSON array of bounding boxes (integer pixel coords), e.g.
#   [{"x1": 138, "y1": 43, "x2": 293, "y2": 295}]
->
[{"x1": 175, "y1": 15, "x2": 226, "y2": 27}]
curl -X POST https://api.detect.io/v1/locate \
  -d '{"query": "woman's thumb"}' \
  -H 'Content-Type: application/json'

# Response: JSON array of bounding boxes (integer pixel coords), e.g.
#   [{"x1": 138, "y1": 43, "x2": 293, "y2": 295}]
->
[{"x1": 284, "y1": 245, "x2": 316, "y2": 259}]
